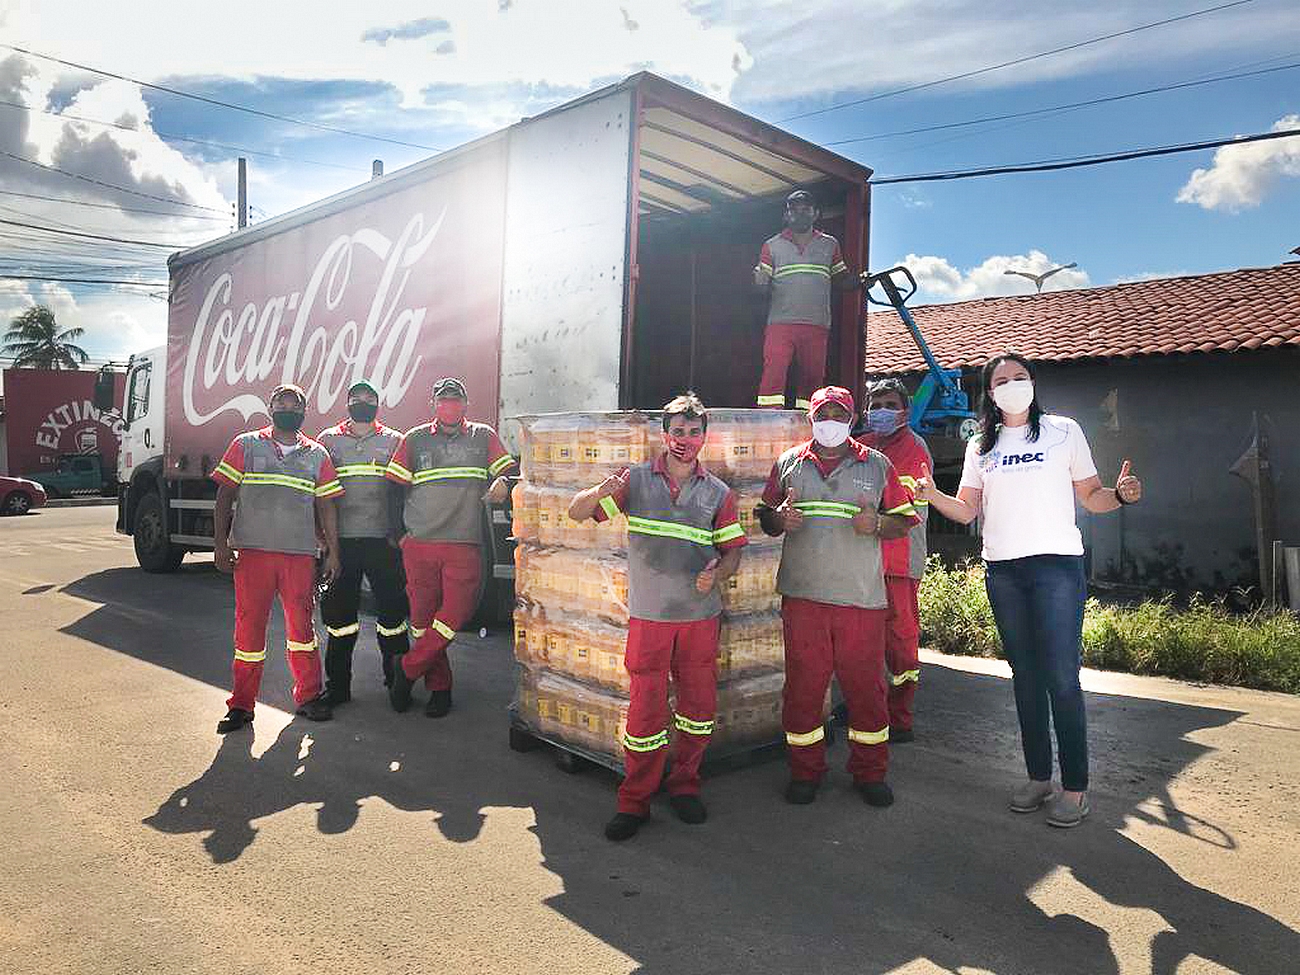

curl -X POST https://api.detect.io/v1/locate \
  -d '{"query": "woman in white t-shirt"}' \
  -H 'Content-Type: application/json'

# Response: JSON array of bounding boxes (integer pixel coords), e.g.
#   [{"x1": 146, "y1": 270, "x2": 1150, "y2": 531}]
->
[{"x1": 916, "y1": 353, "x2": 1143, "y2": 828}]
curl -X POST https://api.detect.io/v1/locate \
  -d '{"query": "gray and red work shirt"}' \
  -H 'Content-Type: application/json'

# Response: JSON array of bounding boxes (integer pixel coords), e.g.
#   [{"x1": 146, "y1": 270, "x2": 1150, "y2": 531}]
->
[
  {"x1": 385, "y1": 420, "x2": 515, "y2": 544},
  {"x1": 756, "y1": 228, "x2": 848, "y2": 330},
  {"x1": 859, "y1": 426, "x2": 932, "y2": 580},
  {"x1": 317, "y1": 419, "x2": 402, "y2": 539},
  {"x1": 594, "y1": 454, "x2": 747, "y2": 622},
  {"x1": 212, "y1": 427, "x2": 344, "y2": 556},
  {"x1": 761, "y1": 438, "x2": 918, "y2": 609}
]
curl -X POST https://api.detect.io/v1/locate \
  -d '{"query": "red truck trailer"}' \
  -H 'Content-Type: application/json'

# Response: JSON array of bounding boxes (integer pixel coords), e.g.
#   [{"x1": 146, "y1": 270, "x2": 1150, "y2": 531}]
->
[{"x1": 112, "y1": 72, "x2": 872, "y2": 608}]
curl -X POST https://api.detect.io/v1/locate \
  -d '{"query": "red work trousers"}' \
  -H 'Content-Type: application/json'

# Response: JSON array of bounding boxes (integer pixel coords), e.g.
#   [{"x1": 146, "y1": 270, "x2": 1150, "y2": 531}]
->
[
  {"x1": 781, "y1": 596, "x2": 889, "y2": 783},
  {"x1": 401, "y1": 539, "x2": 482, "y2": 691},
  {"x1": 228, "y1": 549, "x2": 322, "y2": 713},
  {"x1": 885, "y1": 575, "x2": 921, "y2": 732},
  {"x1": 757, "y1": 322, "x2": 829, "y2": 409},
  {"x1": 617, "y1": 616, "x2": 721, "y2": 817}
]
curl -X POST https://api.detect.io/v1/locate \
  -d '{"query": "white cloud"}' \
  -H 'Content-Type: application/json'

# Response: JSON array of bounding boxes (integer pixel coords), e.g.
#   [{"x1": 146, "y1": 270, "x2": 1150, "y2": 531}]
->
[
  {"x1": 1176, "y1": 116, "x2": 1300, "y2": 212},
  {"x1": 900, "y1": 250, "x2": 1090, "y2": 302}
]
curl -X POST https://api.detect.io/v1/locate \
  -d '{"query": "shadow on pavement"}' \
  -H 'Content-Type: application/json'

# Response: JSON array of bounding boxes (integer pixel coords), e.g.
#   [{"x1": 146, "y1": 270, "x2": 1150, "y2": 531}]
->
[{"x1": 56, "y1": 565, "x2": 1300, "y2": 974}]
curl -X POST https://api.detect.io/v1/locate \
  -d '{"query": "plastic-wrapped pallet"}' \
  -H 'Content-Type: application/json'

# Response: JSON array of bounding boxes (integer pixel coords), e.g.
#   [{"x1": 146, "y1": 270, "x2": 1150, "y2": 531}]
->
[{"x1": 509, "y1": 409, "x2": 811, "y2": 772}]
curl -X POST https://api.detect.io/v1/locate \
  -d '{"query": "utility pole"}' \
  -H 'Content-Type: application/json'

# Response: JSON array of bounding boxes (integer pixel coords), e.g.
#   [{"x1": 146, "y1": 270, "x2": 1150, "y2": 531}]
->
[{"x1": 237, "y1": 157, "x2": 247, "y2": 229}]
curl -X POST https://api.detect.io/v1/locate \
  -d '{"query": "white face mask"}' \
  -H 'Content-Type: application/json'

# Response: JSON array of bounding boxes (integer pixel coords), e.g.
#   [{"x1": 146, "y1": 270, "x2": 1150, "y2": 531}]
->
[
  {"x1": 991, "y1": 379, "x2": 1035, "y2": 416},
  {"x1": 811, "y1": 419, "x2": 851, "y2": 448}
]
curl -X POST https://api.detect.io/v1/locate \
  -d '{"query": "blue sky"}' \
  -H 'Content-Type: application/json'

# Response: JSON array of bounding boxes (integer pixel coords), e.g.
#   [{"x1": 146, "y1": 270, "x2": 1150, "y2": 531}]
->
[{"x1": 0, "y1": 0, "x2": 1296, "y2": 361}]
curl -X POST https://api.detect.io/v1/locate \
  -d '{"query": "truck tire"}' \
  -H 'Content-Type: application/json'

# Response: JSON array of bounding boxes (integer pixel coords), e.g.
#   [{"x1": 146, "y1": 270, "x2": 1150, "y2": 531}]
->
[
  {"x1": 2, "y1": 491, "x2": 32, "y2": 515},
  {"x1": 134, "y1": 492, "x2": 185, "y2": 573}
]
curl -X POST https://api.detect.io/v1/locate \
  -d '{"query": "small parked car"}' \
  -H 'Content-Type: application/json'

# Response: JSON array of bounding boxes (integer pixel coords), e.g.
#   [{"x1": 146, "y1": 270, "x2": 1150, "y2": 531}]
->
[{"x1": 0, "y1": 475, "x2": 48, "y2": 515}]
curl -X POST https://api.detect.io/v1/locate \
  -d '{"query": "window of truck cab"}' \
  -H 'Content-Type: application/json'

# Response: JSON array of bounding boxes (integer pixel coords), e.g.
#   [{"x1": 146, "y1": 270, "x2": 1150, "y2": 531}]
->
[{"x1": 127, "y1": 359, "x2": 152, "y2": 424}]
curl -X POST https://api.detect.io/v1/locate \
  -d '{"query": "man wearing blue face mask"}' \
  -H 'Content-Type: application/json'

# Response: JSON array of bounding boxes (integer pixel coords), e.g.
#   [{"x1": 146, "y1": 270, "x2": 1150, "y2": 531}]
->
[{"x1": 857, "y1": 379, "x2": 932, "y2": 741}]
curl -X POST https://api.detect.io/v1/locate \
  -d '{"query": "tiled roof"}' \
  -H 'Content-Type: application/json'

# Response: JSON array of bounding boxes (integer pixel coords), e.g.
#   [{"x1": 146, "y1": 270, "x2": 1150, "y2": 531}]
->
[{"x1": 865, "y1": 263, "x2": 1300, "y2": 375}]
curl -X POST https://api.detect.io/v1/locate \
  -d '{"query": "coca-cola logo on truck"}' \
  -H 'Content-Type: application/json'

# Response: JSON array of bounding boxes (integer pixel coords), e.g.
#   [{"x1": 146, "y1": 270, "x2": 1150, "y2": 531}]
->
[{"x1": 183, "y1": 209, "x2": 444, "y2": 426}]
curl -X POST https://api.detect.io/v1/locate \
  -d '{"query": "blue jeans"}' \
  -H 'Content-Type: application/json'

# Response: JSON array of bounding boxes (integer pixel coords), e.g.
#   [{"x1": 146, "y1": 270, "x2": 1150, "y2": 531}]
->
[{"x1": 984, "y1": 555, "x2": 1088, "y2": 791}]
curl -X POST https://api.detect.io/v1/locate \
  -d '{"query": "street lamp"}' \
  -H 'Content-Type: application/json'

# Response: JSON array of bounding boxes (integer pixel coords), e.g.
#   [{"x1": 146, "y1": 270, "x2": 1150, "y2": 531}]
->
[{"x1": 1004, "y1": 262, "x2": 1078, "y2": 293}]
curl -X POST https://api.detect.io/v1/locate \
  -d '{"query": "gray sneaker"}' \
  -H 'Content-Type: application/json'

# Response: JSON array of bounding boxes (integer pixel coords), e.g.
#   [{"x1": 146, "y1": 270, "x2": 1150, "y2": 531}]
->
[
  {"x1": 1009, "y1": 779, "x2": 1055, "y2": 813},
  {"x1": 1045, "y1": 792, "x2": 1090, "y2": 828}
]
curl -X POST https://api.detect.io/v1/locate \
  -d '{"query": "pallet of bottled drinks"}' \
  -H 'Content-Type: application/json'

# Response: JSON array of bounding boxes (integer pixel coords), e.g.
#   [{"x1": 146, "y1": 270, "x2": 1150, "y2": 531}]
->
[{"x1": 506, "y1": 409, "x2": 828, "y2": 776}]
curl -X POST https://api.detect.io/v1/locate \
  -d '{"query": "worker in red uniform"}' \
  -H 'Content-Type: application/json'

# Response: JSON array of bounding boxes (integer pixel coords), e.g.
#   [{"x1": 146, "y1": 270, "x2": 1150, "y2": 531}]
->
[
  {"x1": 569, "y1": 392, "x2": 746, "y2": 841},
  {"x1": 758, "y1": 386, "x2": 918, "y2": 806},
  {"x1": 753, "y1": 189, "x2": 861, "y2": 410},
  {"x1": 384, "y1": 378, "x2": 515, "y2": 717},
  {"x1": 211, "y1": 383, "x2": 343, "y2": 734},
  {"x1": 856, "y1": 378, "x2": 932, "y2": 741},
  {"x1": 317, "y1": 379, "x2": 410, "y2": 704}
]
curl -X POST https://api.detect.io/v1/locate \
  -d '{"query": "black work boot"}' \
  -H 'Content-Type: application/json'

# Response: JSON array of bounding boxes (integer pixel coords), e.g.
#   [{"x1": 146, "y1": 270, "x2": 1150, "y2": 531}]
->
[
  {"x1": 380, "y1": 649, "x2": 395, "y2": 688},
  {"x1": 425, "y1": 688, "x2": 452, "y2": 718},
  {"x1": 323, "y1": 635, "x2": 355, "y2": 705},
  {"x1": 604, "y1": 812, "x2": 647, "y2": 842},
  {"x1": 670, "y1": 794, "x2": 708, "y2": 824},
  {"x1": 376, "y1": 629, "x2": 408, "y2": 688},
  {"x1": 216, "y1": 708, "x2": 253, "y2": 734},
  {"x1": 856, "y1": 780, "x2": 895, "y2": 807},
  {"x1": 784, "y1": 779, "x2": 819, "y2": 805},
  {"x1": 389, "y1": 654, "x2": 414, "y2": 712},
  {"x1": 295, "y1": 696, "x2": 333, "y2": 722}
]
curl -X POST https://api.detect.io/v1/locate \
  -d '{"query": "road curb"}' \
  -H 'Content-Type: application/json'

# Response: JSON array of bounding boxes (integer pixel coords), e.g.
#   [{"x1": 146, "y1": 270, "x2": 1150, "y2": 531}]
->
[{"x1": 44, "y1": 497, "x2": 117, "y2": 508}]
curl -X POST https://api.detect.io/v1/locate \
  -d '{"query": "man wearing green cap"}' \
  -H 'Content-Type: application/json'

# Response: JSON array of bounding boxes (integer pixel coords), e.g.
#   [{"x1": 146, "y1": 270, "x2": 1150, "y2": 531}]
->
[
  {"x1": 385, "y1": 377, "x2": 515, "y2": 717},
  {"x1": 316, "y1": 380, "x2": 410, "y2": 703}
]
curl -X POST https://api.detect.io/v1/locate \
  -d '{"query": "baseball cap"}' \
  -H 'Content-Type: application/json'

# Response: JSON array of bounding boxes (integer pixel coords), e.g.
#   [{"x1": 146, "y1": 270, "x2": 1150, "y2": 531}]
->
[
  {"x1": 786, "y1": 189, "x2": 816, "y2": 208},
  {"x1": 809, "y1": 385, "x2": 854, "y2": 417},
  {"x1": 431, "y1": 377, "x2": 468, "y2": 399},
  {"x1": 347, "y1": 379, "x2": 379, "y2": 398}
]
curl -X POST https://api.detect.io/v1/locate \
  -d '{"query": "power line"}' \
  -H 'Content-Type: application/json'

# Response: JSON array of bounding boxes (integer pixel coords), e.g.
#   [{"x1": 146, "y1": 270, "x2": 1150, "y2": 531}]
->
[
  {"x1": 869, "y1": 127, "x2": 1300, "y2": 184},
  {"x1": 0, "y1": 149, "x2": 227, "y2": 213},
  {"x1": 1, "y1": 43, "x2": 444, "y2": 153},
  {"x1": 778, "y1": 0, "x2": 1254, "y2": 124},
  {"x1": 0, "y1": 98, "x2": 370, "y2": 174},
  {"x1": 0, "y1": 188, "x2": 229, "y2": 221},
  {"x1": 0, "y1": 216, "x2": 198, "y2": 248},
  {"x1": 827, "y1": 60, "x2": 1300, "y2": 146},
  {"x1": 0, "y1": 273, "x2": 165, "y2": 286}
]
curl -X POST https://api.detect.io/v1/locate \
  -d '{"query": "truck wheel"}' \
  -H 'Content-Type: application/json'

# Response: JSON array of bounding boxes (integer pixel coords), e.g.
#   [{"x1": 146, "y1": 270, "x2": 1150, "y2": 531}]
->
[
  {"x1": 2, "y1": 491, "x2": 31, "y2": 515},
  {"x1": 134, "y1": 492, "x2": 184, "y2": 573}
]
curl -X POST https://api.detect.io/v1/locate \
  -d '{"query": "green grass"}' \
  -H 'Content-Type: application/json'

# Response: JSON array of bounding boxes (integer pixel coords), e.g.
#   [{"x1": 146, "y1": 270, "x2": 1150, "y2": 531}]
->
[{"x1": 918, "y1": 558, "x2": 1300, "y2": 694}]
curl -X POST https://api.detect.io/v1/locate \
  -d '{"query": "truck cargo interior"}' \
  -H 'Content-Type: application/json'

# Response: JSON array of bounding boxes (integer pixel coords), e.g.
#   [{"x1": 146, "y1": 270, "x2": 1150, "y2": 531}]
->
[{"x1": 624, "y1": 91, "x2": 870, "y2": 412}]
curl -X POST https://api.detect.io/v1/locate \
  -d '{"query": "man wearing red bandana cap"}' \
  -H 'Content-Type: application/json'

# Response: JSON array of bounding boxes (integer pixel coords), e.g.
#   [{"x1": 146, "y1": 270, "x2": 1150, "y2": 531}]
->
[
  {"x1": 570, "y1": 391, "x2": 747, "y2": 842},
  {"x1": 385, "y1": 377, "x2": 516, "y2": 717},
  {"x1": 758, "y1": 385, "x2": 920, "y2": 808}
]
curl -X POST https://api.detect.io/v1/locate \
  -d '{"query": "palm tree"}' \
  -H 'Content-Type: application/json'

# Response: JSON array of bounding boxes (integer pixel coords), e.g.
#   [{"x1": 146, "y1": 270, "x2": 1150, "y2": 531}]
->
[{"x1": 2, "y1": 305, "x2": 88, "y2": 369}]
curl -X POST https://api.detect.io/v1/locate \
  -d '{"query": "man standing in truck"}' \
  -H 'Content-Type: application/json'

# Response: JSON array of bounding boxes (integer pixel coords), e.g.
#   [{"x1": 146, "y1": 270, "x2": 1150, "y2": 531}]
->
[
  {"x1": 316, "y1": 379, "x2": 410, "y2": 704},
  {"x1": 757, "y1": 386, "x2": 918, "y2": 807},
  {"x1": 753, "y1": 189, "x2": 861, "y2": 410},
  {"x1": 568, "y1": 392, "x2": 747, "y2": 842},
  {"x1": 211, "y1": 383, "x2": 343, "y2": 734},
  {"x1": 384, "y1": 378, "x2": 515, "y2": 718},
  {"x1": 856, "y1": 378, "x2": 932, "y2": 741}
]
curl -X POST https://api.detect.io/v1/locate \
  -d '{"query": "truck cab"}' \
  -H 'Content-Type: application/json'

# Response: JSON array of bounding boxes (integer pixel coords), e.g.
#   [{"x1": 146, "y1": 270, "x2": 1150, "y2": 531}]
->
[{"x1": 27, "y1": 453, "x2": 110, "y2": 498}]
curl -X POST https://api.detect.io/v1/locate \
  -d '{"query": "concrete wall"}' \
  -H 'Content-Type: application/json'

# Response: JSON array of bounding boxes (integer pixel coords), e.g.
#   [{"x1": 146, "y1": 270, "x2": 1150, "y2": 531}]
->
[{"x1": 1032, "y1": 348, "x2": 1300, "y2": 596}]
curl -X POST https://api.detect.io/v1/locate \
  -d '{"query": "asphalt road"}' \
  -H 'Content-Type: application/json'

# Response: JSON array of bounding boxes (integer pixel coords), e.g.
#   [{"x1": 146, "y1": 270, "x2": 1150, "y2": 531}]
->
[{"x1": 1, "y1": 507, "x2": 1297, "y2": 975}]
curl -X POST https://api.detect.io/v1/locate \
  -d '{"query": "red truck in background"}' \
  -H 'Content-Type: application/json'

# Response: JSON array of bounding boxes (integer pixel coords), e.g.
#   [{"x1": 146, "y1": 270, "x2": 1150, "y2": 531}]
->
[
  {"x1": 107, "y1": 72, "x2": 873, "y2": 615},
  {"x1": 3, "y1": 367, "x2": 125, "y2": 497}
]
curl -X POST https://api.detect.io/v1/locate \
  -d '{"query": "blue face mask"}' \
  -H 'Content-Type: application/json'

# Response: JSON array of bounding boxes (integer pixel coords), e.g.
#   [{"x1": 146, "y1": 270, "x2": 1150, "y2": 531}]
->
[{"x1": 864, "y1": 407, "x2": 906, "y2": 435}]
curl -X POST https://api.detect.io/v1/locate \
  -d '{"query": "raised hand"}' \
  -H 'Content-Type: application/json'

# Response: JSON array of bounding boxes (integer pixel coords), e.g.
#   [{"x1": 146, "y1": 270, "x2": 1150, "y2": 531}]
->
[
  {"x1": 695, "y1": 557, "x2": 720, "y2": 594},
  {"x1": 913, "y1": 462, "x2": 934, "y2": 502},
  {"x1": 1115, "y1": 459, "x2": 1142, "y2": 504},
  {"x1": 775, "y1": 488, "x2": 803, "y2": 531}
]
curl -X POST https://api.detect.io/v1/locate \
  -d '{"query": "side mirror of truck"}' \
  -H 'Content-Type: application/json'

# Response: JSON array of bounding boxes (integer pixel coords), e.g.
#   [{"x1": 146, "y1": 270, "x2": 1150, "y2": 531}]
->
[{"x1": 93, "y1": 369, "x2": 115, "y2": 411}]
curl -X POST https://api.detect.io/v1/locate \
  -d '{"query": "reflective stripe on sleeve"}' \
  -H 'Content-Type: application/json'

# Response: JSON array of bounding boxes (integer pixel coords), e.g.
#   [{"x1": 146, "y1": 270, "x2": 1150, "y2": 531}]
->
[
  {"x1": 786, "y1": 726, "x2": 825, "y2": 746},
  {"x1": 622, "y1": 729, "x2": 669, "y2": 752},
  {"x1": 286, "y1": 638, "x2": 318, "y2": 654},
  {"x1": 233, "y1": 648, "x2": 266, "y2": 663},
  {"x1": 385, "y1": 460, "x2": 414, "y2": 483},
  {"x1": 883, "y1": 502, "x2": 918, "y2": 517},
  {"x1": 412, "y1": 466, "x2": 489, "y2": 484},
  {"x1": 830, "y1": 261, "x2": 848, "y2": 274},
  {"x1": 626, "y1": 516, "x2": 714, "y2": 546},
  {"x1": 599, "y1": 495, "x2": 620, "y2": 519},
  {"x1": 890, "y1": 669, "x2": 920, "y2": 686},
  {"x1": 488, "y1": 454, "x2": 514, "y2": 477},
  {"x1": 326, "y1": 622, "x2": 361, "y2": 638},
  {"x1": 848, "y1": 726, "x2": 890, "y2": 745},
  {"x1": 674, "y1": 714, "x2": 714, "y2": 736},
  {"x1": 215, "y1": 461, "x2": 243, "y2": 484},
  {"x1": 376, "y1": 621, "x2": 409, "y2": 637},
  {"x1": 712, "y1": 522, "x2": 744, "y2": 544},
  {"x1": 314, "y1": 479, "x2": 344, "y2": 497}
]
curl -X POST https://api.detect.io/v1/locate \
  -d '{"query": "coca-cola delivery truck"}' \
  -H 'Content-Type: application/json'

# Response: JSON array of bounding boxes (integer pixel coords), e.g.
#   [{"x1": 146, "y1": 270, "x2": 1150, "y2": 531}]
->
[{"x1": 110, "y1": 72, "x2": 872, "y2": 611}]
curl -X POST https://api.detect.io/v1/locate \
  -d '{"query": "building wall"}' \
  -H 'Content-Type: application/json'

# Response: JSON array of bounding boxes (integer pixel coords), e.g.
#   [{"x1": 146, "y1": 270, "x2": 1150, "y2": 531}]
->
[{"x1": 1032, "y1": 348, "x2": 1299, "y2": 596}]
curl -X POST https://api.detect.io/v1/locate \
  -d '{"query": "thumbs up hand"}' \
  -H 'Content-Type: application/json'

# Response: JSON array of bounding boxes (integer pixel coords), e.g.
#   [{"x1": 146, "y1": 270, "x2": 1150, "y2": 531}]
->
[
  {"x1": 775, "y1": 487, "x2": 804, "y2": 531},
  {"x1": 913, "y1": 462, "x2": 935, "y2": 502},
  {"x1": 696, "y1": 557, "x2": 721, "y2": 594},
  {"x1": 851, "y1": 494, "x2": 879, "y2": 536},
  {"x1": 1115, "y1": 459, "x2": 1142, "y2": 505}
]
